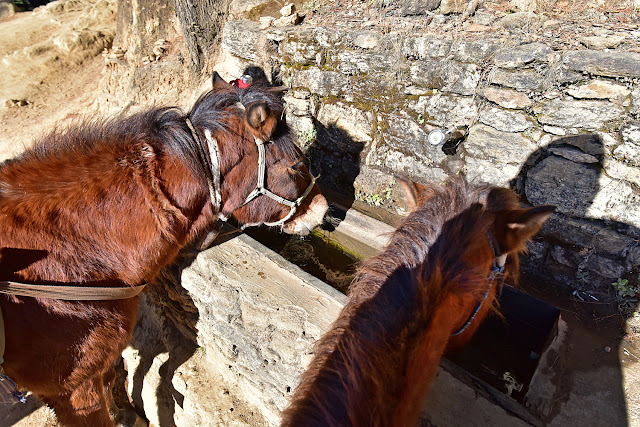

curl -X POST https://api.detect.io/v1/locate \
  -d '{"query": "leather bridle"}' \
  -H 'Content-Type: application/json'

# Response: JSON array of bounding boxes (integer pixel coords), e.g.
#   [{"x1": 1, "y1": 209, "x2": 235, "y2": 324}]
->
[
  {"x1": 451, "y1": 231, "x2": 506, "y2": 336},
  {"x1": 237, "y1": 136, "x2": 318, "y2": 228},
  {"x1": 185, "y1": 117, "x2": 318, "y2": 229}
]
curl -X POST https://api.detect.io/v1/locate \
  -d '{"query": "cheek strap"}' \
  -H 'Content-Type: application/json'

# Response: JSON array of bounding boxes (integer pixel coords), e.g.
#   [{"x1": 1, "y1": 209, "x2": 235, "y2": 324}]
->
[{"x1": 237, "y1": 137, "x2": 319, "y2": 229}]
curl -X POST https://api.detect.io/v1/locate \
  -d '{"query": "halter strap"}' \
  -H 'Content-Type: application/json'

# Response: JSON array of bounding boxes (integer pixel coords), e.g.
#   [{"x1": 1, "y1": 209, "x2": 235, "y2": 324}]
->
[
  {"x1": 0, "y1": 280, "x2": 147, "y2": 301},
  {"x1": 451, "y1": 231, "x2": 506, "y2": 337},
  {"x1": 185, "y1": 118, "x2": 225, "y2": 219},
  {"x1": 238, "y1": 137, "x2": 318, "y2": 229}
]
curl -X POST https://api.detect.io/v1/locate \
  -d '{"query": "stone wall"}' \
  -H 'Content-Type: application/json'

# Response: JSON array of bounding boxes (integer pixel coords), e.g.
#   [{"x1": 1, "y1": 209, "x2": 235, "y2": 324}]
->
[
  {"x1": 216, "y1": 3, "x2": 640, "y2": 297},
  {"x1": 123, "y1": 230, "x2": 347, "y2": 426}
]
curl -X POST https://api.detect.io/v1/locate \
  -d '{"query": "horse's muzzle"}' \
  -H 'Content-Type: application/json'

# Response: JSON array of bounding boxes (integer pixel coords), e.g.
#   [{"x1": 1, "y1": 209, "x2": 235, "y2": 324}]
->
[{"x1": 282, "y1": 193, "x2": 329, "y2": 236}]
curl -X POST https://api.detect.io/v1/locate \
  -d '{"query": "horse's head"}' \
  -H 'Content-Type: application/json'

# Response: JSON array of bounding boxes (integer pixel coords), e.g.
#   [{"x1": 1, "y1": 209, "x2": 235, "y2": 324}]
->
[
  {"x1": 396, "y1": 176, "x2": 555, "y2": 345},
  {"x1": 188, "y1": 72, "x2": 328, "y2": 235}
]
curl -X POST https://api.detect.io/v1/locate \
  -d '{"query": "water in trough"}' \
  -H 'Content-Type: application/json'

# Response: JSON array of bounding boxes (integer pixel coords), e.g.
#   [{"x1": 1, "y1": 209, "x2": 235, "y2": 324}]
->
[{"x1": 244, "y1": 218, "x2": 560, "y2": 407}]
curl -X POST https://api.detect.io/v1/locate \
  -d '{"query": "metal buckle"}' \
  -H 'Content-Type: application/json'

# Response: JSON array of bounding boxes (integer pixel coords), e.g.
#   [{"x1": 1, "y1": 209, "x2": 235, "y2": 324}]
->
[{"x1": 0, "y1": 371, "x2": 26, "y2": 404}]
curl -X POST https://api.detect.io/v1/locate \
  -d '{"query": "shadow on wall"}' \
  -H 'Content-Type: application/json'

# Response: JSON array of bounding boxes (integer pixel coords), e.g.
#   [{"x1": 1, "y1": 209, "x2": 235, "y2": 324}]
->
[
  {"x1": 512, "y1": 133, "x2": 639, "y2": 298},
  {"x1": 306, "y1": 120, "x2": 364, "y2": 232},
  {"x1": 511, "y1": 133, "x2": 640, "y2": 424}
]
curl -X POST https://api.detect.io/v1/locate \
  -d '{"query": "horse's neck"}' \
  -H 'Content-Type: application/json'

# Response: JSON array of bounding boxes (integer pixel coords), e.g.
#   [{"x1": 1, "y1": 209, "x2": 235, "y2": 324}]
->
[
  {"x1": 392, "y1": 290, "x2": 464, "y2": 424},
  {"x1": 0, "y1": 139, "x2": 213, "y2": 285},
  {"x1": 285, "y1": 266, "x2": 464, "y2": 426}
]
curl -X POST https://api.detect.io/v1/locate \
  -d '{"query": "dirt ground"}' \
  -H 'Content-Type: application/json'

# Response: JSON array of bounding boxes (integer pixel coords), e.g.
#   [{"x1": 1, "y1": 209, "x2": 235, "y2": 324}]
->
[{"x1": 0, "y1": 0, "x2": 115, "y2": 162}]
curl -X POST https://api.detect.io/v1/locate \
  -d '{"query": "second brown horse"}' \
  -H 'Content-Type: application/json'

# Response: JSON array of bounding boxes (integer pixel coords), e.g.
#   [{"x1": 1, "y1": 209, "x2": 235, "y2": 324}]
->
[{"x1": 282, "y1": 176, "x2": 554, "y2": 426}]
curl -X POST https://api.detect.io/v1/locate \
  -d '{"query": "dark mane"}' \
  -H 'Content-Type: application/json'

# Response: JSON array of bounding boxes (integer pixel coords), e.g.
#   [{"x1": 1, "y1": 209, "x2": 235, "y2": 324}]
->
[
  {"x1": 188, "y1": 79, "x2": 301, "y2": 164},
  {"x1": 2, "y1": 108, "x2": 206, "y2": 190},
  {"x1": 351, "y1": 177, "x2": 518, "y2": 299}
]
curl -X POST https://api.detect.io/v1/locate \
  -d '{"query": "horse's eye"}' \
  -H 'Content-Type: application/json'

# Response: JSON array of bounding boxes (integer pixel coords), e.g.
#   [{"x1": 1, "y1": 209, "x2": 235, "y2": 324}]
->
[{"x1": 288, "y1": 161, "x2": 305, "y2": 174}]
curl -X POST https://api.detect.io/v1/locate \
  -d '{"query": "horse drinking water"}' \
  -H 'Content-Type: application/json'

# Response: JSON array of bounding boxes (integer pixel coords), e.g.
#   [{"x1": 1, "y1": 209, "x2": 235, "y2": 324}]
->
[
  {"x1": 0, "y1": 72, "x2": 327, "y2": 426},
  {"x1": 282, "y1": 176, "x2": 554, "y2": 426}
]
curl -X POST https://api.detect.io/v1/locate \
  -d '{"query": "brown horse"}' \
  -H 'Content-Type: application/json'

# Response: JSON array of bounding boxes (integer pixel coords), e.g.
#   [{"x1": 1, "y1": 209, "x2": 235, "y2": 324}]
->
[
  {"x1": 282, "y1": 176, "x2": 554, "y2": 427},
  {"x1": 0, "y1": 72, "x2": 327, "y2": 426}
]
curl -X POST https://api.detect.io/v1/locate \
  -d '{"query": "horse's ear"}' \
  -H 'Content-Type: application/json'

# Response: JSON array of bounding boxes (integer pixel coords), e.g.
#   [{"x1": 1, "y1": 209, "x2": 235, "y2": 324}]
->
[
  {"x1": 495, "y1": 205, "x2": 556, "y2": 254},
  {"x1": 244, "y1": 101, "x2": 277, "y2": 141},
  {"x1": 212, "y1": 71, "x2": 230, "y2": 90},
  {"x1": 395, "y1": 175, "x2": 433, "y2": 212}
]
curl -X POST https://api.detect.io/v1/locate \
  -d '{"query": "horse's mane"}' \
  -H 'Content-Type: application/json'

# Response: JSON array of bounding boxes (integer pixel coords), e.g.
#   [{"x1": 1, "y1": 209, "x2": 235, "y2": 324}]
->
[
  {"x1": 284, "y1": 177, "x2": 521, "y2": 426},
  {"x1": 0, "y1": 80, "x2": 300, "y2": 207},
  {"x1": 350, "y1": 177, "x2": 517, "y2": 301}
]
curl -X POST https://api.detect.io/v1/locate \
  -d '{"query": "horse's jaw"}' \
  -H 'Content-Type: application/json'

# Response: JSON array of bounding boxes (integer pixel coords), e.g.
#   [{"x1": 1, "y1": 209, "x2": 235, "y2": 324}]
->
[{"x1": 282, "y1": 193, "x2": 328, "y2": 236}]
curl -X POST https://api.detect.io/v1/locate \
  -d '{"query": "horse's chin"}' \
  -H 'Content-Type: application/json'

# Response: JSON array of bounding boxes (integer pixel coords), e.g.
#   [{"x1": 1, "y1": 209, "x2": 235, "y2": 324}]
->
[{"x1": 282, "y1": 193, "x2": 328, "y2": 236}]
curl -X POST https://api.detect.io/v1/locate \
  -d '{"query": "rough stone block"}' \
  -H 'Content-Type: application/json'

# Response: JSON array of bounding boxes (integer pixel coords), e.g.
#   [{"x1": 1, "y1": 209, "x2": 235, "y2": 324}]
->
[
  {"x1": 580, "y1": 35, "x2": 626, "y2": 50},
  {"x1": 395, "y1": 0, "x2": 441, "y2": 16},
  {"x1": 564, "y1": 50, "x2": 640, "y2": 78},
  {"x1": 567, "y1": 79, "x2": 630, "y2": 102},
  {"x1": 489, "y1": 68, "x2": 546, "y2": 91},
  {"x1": 463, "y1": 156, "x2": 521, "y2": 186},
  {"x1": 483, "y1": 87, "x2": 532, "y2": 109},
  {"x1": 180, "y1": 234, "x2": 347, "y2": 425},
  {"x1": 534, "y1": 99, "x2": 624, "y2": 131},
  {"x1": 496, "y1": 12, "x2": 545, "y2": 30},
  {"x1": 317, "y1": 101, "x2": 374, "y2": 143},
  {"x1": 424, "y1": 94, "x2": 478, "y2": 126},
  {"x1": 614, "y1": 121, "x2": 640, "y2": 166},
  {"x1": 402, "y1": 37, "x2": 452, "y2": 59},
  {"x1": 378, "y1": 112, "x2": 447, "y2": 164},
  {"x1": 280, "y1": 4, "x2": 295, "y2": 16},
  {"x1": 274, "y1": 12, "x2": 301, "y2": 27},
  {"x1": 494, "y1": 42, "x2": 553, "y2": 68},
  {"x1": 410, "y1": 60, "x2": 480, "y2": 96},
  {"x1": 337, "y1": 51, "x2": 401, "y2": 75},
  {"x1": 603, "y1": 157, "x2": 640, "y2": 187},
  {"x1": 0, "y1": 2, "x2": 15, "y2": 20},
  {"x1": 292, "y1": 66, "x2": 349, "y2": 97},
  {"x1": 440, "y1": 0, "x2": 468, "y2": 14},
  {"x1": 539, "y1": 215, "x2": 638, "y2": 261},
  {"x1": 452, "y1": 39, "x2": 498, "y2": 63},
  {"x1": 283, "y1": 94, "x2": 312, "y2": 116},
  {"x1": 352, "y1": 30, "x2": 383, "y2": 49},
  {"x1": 222, "y1": 20, "x2": 264, "y2": 62},
  {"x1": 479, "y1": 107, "x2": 533, "y2": 133},
  {"x1": 465, "y1": 124, "x2": 538, "y2": 167},
  {"x1": 548, "y1": 146, "x2": 598, "y2": 164},
  {"x1": 509, "y1": 0, "x2": 536, "y2": 12},
  {"x1": 280, "y1": 32, "x2": 320, "y2": 65}
]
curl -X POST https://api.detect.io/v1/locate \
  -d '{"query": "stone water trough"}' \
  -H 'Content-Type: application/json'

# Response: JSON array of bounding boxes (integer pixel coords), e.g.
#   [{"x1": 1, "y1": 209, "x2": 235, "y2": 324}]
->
[{"x1": 124, "y1": 206, "x2": 565, "y2": 427}]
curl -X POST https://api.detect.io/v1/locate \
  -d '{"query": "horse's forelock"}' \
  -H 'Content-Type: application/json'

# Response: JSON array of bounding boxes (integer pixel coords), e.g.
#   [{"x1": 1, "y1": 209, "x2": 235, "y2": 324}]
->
[{"x1": 189, "y1": 85, "x2": 300, "y2": 164}]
